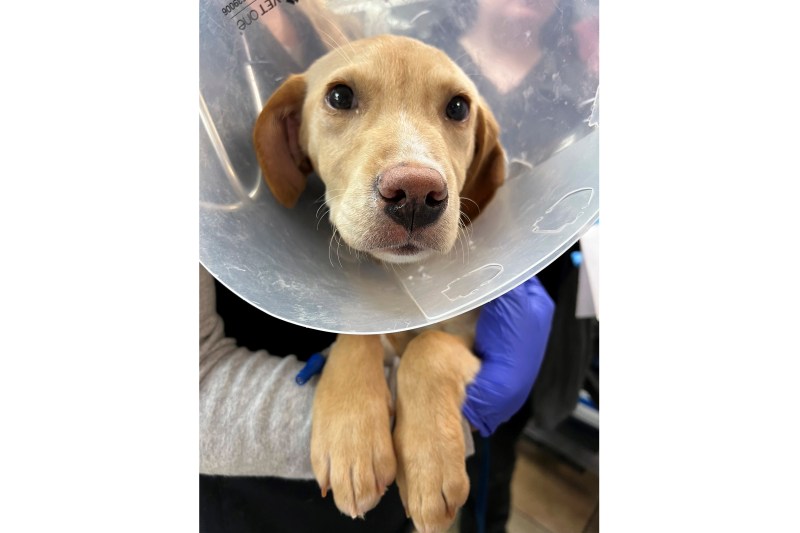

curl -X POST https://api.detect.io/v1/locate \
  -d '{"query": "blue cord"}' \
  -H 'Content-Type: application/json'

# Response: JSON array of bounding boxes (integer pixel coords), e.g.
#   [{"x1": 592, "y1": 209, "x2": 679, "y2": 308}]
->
[
  {"x1": 570, "y1": 250, "x2": 583, "y2": 268},
  {"x1": 475, "y1": 436, "x2": 490, "y2": 533},
  {"x1": 295, "y1": 353, "x2": 326, "y2": 385}
]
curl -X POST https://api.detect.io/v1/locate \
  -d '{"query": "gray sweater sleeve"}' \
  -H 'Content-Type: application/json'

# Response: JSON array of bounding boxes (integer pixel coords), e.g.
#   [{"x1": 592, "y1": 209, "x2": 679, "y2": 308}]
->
[{"x1": 199, "y1": 264, "x2": 320, "y2": 478}]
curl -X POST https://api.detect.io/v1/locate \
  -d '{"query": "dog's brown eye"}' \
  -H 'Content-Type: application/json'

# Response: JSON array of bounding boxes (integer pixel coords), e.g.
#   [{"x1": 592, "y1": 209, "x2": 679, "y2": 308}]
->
[
  {"x1": 327, "y1": 84, "x2": 355, "y2": 110},
  {"x1": 445, "y1": 96, "x2": 469, "y2": 121}
]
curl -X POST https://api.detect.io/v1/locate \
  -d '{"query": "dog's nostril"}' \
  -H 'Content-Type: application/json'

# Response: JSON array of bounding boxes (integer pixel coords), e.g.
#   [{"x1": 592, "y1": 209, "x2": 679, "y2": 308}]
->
[
  {"x1": 425, "y1": 191, "x2": 447, "y2": 208},
  {"x1": 380, "y1": 189, "x2": 406, "y2": 204}
]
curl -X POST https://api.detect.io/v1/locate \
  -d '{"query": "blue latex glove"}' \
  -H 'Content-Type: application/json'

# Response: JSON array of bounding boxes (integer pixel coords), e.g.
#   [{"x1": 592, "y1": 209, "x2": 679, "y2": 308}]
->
[{"x1": 462, "y1": 276, "x2": 555, "y2": 437}]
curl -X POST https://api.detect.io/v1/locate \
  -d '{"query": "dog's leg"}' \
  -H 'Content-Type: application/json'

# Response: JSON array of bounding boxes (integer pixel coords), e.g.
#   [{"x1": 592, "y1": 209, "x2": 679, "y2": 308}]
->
[
  {"x1": 393, "y1": 330, "x2": 480, "y2": 533},
  {"x1": 310, "y1": 334, "x2": 397, "y2": 518}
]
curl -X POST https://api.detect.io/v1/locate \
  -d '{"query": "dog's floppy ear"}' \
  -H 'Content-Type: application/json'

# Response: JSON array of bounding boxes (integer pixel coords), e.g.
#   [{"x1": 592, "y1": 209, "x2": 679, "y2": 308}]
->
[
  {"x1": 460, "y1": 100, "x2": 506, "y2": 222},
  {"x1": 253, "y1": 74, "x2": 313, "y2": 208}
]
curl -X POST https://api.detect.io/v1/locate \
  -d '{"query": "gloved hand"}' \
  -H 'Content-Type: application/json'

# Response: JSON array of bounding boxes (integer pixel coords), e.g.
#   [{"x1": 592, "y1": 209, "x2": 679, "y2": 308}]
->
[{"x1": 462, "y1": 276, "x2": 555, "y2": 437}]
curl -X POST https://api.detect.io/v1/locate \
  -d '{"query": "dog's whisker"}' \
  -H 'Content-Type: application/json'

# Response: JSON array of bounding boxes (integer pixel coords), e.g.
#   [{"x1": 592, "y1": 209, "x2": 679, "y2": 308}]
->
[
  {"x1": 454, "y1": 224, "x2": 466, "y2": 265},
  {"x1": 381, "y1": 260, "x2": 396, "y2": 275},
  {"x1": 458, "y1": 214, "x2": 472, "y2": 233},
  {"x1": 316, "y1": 210, "x2": 331, "y2": 230},
  {"x1": 328, "y1": 228, "x2": 348, "y2": 270},
  {"x1": 316, "y1": 29, "x2": 341, "y2": 51},
  {"x1": 455, "y1": 225, "x2": 465, "y2": 264},
  {"x1": 338, "y1": 240, "x2": 346, "y2": 268},
  {"x1": 456, "y1": 211, "x2": 476, "y2": 265},
  {"x1": 460, "y1": 224, "x2": 473, "y2": 264},
  {"x1": 319, "y1": 189, "x2": 348, "y2": 203},
  {"x1": 315, "y1": 202, "x2": 330, "y2": 221},
  {"x1": 464, "y1": 228, "x2": 475, "y2": 257},
  {"x1": 315, "y1": 189, "x2": 351, "y2": 225},
  {"x1": 330, "y1": 230, "x2": 343, "y2": 269},
  {"x1": 328, "y1": 228, "x2": 336, "y2": 269},
  {"x1": 323, "y1": 191, "x2": 349, "y2": 205},
  {"x1": 464, "y1": 227, "x2": 475, "y2": 255},
  {"x1": 459, "y1": 197, "x2": 481, "y2": 217},
  {"x1": 318, "y1": 12, "x2": 357, "y2": 65},
  {"x1": 314, "y1": 17, "x2": 346, "y2": 51},
  {"x1": 317, "y1": 28, "x2": 354, "y2": 67},
  {"x1": 459, "y1": 212, "x2": 475, "y2": 238},
  {"x1": 319, "y1": 34, "x2": 346, "y2": 63}
]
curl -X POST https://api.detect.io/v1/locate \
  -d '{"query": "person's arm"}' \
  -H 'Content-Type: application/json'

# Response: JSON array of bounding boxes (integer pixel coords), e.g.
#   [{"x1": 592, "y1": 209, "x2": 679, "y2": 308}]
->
[
  {"x1": 200, "y1": 264, "x2": 321, "y2": 479},
  {"x1": 462, "y1": 276, "x2": 555, "y2": 437}
]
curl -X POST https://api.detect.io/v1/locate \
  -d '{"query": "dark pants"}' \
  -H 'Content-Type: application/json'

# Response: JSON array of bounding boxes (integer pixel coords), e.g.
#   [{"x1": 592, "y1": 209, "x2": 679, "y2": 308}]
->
[
  {"x1": 200, "y1": 475, "x2": 412, "y2": 533},
  {"x1": 459, "y1": 396, "x2": 532, "y2": 533}
]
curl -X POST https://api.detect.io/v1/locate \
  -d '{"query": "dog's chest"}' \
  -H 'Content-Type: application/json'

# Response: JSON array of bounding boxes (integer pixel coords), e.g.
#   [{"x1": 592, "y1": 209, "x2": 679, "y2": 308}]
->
[{"x1": 381, "y1": 308, "x2": 480, "y2": 361}]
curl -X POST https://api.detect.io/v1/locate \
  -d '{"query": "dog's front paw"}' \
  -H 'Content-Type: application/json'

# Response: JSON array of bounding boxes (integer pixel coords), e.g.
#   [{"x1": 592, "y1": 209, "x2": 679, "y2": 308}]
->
[
  {"x1": 392, "y1": 331, "x2": 479, "y2": 533},
  {"x1": 310, "y1": 389, "x2": 396, "y2": 518},
  {"x1": 309, "y1": 336, "x2": 396, "y2": 518},
  {"x1": 394, "y1": 408, "x2": 469, "y2": 533}
]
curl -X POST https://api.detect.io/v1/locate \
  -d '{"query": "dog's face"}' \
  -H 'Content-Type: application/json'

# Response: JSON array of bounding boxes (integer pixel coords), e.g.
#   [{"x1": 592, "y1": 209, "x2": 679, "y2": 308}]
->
[{"x1": 254, "y1": 35, "x2": 505, "y2": 264}]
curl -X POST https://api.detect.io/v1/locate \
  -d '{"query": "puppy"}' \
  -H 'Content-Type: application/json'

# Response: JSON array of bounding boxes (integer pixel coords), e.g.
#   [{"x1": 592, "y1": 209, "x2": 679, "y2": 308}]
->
[{"x1": 253, "y1": 35, "x2": 505, "y2": 533}]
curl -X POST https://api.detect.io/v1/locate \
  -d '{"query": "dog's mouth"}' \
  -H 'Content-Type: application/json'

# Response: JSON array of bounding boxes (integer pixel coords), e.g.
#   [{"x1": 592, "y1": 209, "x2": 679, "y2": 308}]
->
[
  {"x1": 368, "y1": 240, "x2": 438, "y2": 264},
  {"x1": 391, "y1": 243, "x2": 422, "y2": 255}
]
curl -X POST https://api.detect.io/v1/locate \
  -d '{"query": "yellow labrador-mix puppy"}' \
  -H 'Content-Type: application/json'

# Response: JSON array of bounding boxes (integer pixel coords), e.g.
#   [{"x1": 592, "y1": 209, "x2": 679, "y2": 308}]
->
[{"x1": 253, "y1": 35, "x2": 505, "y2": 533}]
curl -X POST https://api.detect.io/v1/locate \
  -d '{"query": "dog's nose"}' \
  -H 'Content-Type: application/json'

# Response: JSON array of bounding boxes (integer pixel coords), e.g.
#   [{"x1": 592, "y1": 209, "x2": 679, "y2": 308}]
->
[{"x1": 377, "y1": 166, "x2": 448, "y2": 231}]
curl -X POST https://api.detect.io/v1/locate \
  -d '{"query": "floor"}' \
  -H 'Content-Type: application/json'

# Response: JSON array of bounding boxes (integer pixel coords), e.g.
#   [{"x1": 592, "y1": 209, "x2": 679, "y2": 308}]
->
[
  {"x1": 506, "y1": 439, "x2": 598, "y2": 533},
  {"x1": 415, "y1": 437, "x2": 599, "y2": 533}
]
